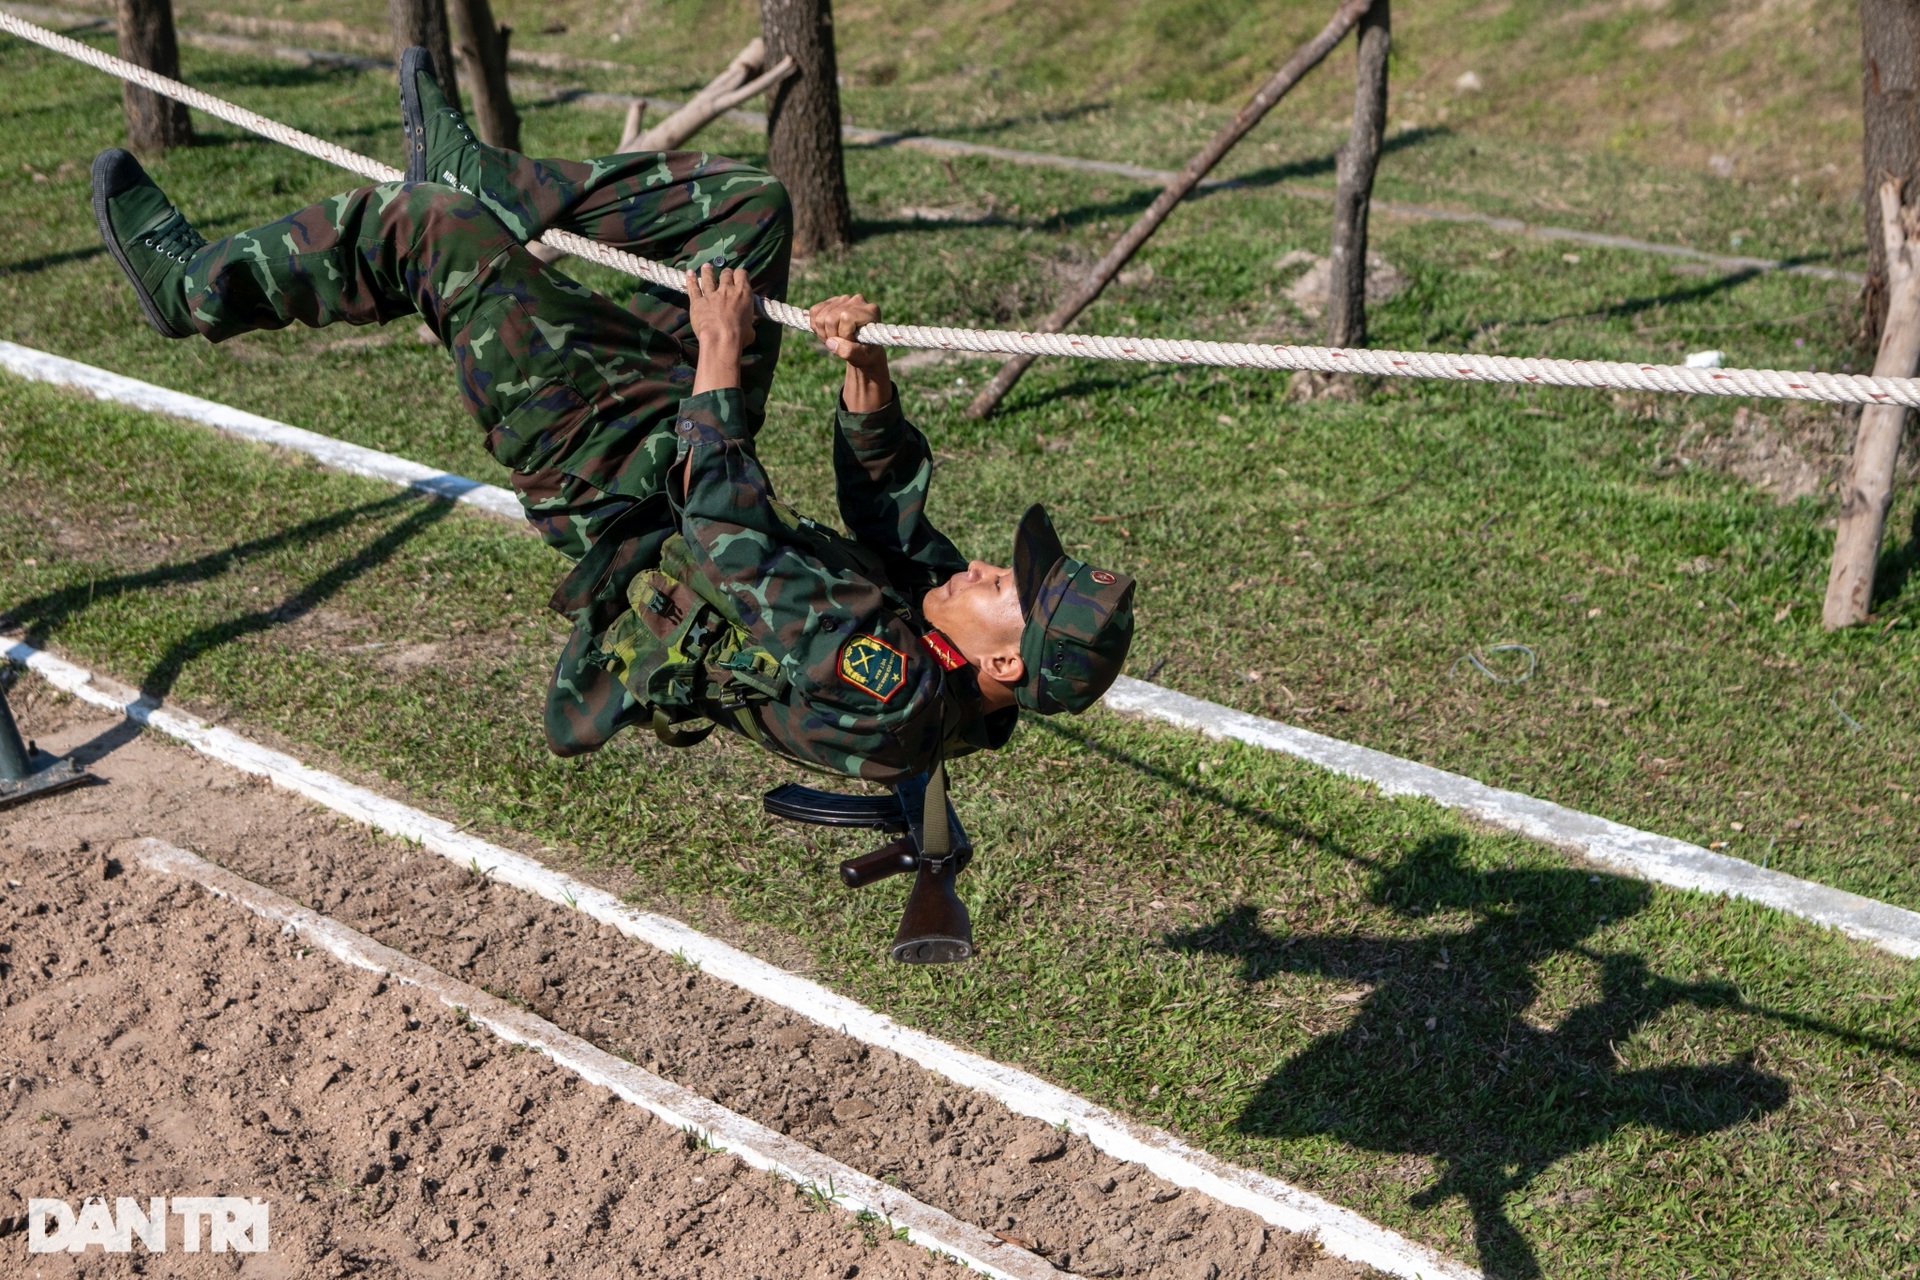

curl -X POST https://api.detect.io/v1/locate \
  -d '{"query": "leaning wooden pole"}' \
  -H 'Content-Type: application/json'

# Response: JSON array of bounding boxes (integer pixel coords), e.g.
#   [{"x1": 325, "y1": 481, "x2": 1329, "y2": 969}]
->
[
  {"x1": 619, "y1": 38, "x2": 795, "y2": 153},
  {"x1": 965, "y1": 0, "x2": 1373, "y2": 419},
  {"x1": 1825, "y1": 177, "x2": 1920, "y2": 627},
  {"x1": 1325, "y1": 0, "x2": 1389, "y2": 350}
]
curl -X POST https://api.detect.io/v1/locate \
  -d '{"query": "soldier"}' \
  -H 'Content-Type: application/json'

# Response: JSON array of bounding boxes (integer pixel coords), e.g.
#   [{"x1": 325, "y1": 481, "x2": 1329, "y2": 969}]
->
[{"x1": 88, "y1": 50, "x2": 1135, "y2": 783}]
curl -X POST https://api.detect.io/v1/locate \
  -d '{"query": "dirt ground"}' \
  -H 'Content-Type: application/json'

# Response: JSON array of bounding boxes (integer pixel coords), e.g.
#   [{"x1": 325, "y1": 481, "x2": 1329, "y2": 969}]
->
[{"x1": 0, "y1": 678, "x2": 1378, "y2": 1280}]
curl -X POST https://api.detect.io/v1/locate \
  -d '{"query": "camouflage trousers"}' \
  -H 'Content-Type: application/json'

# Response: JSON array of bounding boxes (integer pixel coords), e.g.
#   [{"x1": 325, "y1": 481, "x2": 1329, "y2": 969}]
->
[{"x1": 181, "y1": 148, "x2": 792, "y2": 559}]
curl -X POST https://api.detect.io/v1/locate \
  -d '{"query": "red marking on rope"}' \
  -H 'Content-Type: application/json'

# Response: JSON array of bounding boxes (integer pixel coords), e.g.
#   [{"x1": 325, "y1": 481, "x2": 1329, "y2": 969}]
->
[
  {"x1": 1871, "y1": 392, "x2": 1891, "y2": 400},
  {"x1": 1789, "y1": 383, "x2": 1807, "y2": 389},
  {"x1": 1526, "y1": 375, "x2": 1541, "y2": 383},
  {"x1": 1393, "y1": 360, "x2": 1408, "y2": 367},
  {"x1": 1712, "y1": 374, "x2": 1730, "y2": 381},
  {"x1": 1331, "y1": 352, "x2": 1349, "y2": 361}
]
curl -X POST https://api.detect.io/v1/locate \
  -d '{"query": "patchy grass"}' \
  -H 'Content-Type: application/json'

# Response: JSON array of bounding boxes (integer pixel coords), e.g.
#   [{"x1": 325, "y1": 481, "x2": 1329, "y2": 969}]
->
[
  {"x1": 2, "y1": 376, "x2": 1918, "y2": 1280},
  {"x1": 122, "y1": 0, "x2": 1868, "y2": 191},
  {"x1": 29, "y1": 0, "x2": 1872, "y2": 265},
  {"x1": 2, "y1": 34, "x2": 1919, "y2": 1280}
]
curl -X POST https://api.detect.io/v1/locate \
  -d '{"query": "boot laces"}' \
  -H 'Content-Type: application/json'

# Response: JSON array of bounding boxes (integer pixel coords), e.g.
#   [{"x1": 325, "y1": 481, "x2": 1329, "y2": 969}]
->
[{"x1": 141, "y1": 211, "x2": 206, "y2": 264}]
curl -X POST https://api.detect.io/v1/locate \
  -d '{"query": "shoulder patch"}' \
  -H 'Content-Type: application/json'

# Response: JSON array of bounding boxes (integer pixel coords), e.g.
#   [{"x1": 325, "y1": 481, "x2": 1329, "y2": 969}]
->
[{"x1": 839, "y1": 633, "x2": 908, "y2": 702}]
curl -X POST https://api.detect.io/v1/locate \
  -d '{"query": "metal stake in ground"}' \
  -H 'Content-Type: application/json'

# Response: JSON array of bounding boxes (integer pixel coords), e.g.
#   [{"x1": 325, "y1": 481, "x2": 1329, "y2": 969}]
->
[
  {"x1": 964, "y1": 0, "x2": 1375, "y2": 419},
  {"x1": 0, "y1": 677, "x2": 89, "y2": 809}
]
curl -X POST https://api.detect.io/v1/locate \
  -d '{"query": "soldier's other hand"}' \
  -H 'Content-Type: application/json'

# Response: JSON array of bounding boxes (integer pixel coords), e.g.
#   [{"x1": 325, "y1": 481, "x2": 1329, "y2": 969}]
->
[
  {"x1": 809, "y1": 294, "x2": 885, "y2": 369},
  {"x1": 685, "y1": 263, "x2": 757, "y2": 352}
]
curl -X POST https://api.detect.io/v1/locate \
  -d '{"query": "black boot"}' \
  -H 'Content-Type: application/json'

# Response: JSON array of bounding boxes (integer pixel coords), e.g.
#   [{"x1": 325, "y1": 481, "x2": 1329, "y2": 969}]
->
[
  {"x1": 400, "y1": 47, "x2": 490, "y2": 192},
  {"x1": 91, "y1": 148, "x2": 206, "y2": 339}
]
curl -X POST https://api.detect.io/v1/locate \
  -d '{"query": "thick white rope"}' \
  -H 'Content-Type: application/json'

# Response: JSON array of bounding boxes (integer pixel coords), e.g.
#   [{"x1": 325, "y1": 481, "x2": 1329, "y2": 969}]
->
[{"x1": 7, "y1": 9, "x2": 1913, "y2": 408}]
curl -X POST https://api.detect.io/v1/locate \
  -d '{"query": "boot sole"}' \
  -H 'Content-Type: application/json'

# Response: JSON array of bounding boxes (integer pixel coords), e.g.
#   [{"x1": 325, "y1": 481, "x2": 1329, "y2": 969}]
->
[
  {"x1": 90, "y1": 151, "x2": 190, "y2": 340},
  {"x1": 399, "y1": 47, "x2": 430, "y2": 184}
]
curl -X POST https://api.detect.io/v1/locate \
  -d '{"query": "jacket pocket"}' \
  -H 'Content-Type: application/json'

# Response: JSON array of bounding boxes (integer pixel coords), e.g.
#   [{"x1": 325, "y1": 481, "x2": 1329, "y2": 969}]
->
[{"x1": 487, "y1": 376, "x2": 594, "y2": 473}]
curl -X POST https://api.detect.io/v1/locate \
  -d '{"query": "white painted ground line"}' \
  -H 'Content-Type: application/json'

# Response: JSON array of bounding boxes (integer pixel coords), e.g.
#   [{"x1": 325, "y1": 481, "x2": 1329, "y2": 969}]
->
[
  {"x1": 0, "y1": 340, "x2": 526, "y2": 522},
  {"x1": 4, "y1": 637, "x2": 1476, "y2": 1280},
  {"x1": 1101, "y1": 679, "x2": 1920, "y2": 960},
  {"x1": 7, "y1": 342, "x2": 1918, "y2": 961},
  {"x1": 124, "y1": 838, "x2": 1065, "y2": 1280}
]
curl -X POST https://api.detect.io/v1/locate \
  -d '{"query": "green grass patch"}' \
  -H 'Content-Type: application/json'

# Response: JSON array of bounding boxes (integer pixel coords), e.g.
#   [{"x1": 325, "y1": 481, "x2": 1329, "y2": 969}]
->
[
  {"x1": 3, "y1": 34, "x2": 1919, "y2": 1279},
  {"x1": 123, "y1": 0, "x2": 1868, "y2": 204}
]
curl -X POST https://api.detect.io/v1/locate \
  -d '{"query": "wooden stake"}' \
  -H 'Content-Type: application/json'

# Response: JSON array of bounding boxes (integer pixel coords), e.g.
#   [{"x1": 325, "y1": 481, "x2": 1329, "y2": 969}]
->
[
  {"x1": 1824, "y1": 177, "x2": 1920, "y2": 628},
  {"x1": 115, "y1": 0, "x2": 192, "y2": 151},
  {"x1": 449, "y1": 0, "x2": 517, "y2": 151},
  {"x1": 964, "y1": 0, "x2": 1374, "y2": 420},
  {"x1": 1326, "y1": 0, "x2": 1389, "y2": 350}
]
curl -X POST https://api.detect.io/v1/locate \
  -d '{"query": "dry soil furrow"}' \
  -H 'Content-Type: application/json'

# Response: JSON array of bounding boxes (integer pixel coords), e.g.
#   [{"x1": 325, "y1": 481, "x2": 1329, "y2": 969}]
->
[{"x1": 0, "y1": 803, "x2": 965, "y2": 1277}]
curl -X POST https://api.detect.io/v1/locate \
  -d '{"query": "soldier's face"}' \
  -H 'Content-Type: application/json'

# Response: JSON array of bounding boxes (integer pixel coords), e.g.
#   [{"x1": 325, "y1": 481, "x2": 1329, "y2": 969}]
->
[{"x1": 922, "y1": 561, "x2": 1027, "y2": 686}]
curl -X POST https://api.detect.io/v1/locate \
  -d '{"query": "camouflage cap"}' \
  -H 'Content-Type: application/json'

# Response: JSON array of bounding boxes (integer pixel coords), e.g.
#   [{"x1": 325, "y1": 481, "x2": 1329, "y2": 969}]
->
[{"x1": 1011, "y1": 504, "x2": 1136, "y2": 714}]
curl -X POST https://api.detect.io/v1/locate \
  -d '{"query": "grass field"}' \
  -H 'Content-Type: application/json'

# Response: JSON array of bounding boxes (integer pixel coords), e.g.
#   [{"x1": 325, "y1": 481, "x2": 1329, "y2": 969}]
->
[
  {"x1": 2, "y1": 22, "x2": 1918, "y2": 1280},
  {"x1": 135, "y1": 0, "x2": 1868, "y2": 193}
]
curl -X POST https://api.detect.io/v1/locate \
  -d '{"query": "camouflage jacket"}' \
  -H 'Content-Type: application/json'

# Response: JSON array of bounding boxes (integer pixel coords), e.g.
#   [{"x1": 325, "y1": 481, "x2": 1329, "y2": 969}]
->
[{"x1": 542, "y1": 388, "x2": 1015, "y2": 781}]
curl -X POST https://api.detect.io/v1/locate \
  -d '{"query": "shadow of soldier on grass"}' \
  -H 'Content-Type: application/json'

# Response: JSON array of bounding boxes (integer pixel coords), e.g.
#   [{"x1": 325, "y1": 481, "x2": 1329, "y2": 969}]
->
[
  {"x1": 2, "y1": 490, "x2": 456, "y2": 762},
  {"x1": 1166, "y1": 837, "x2": 1789, "y2": 1280}
]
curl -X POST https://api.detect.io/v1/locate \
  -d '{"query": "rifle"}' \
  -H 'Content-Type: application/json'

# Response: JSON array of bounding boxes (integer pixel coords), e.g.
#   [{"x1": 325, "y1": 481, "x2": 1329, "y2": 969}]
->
[{"x1": 763, "y1": 763, "x2": 974, "y2": 964}]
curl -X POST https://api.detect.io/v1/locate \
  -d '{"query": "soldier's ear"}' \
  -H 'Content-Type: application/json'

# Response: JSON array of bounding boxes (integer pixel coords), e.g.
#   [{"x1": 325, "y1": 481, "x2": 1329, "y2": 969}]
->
[{"x1": 978, "y1": 652, "x2": 1024, "y2": 686}]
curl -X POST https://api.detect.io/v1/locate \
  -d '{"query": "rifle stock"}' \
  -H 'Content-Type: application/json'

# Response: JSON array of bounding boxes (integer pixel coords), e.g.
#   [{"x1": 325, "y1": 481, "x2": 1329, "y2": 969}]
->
[{"x1": 763, "y1": 772, "x2": 976, "y2": 963}]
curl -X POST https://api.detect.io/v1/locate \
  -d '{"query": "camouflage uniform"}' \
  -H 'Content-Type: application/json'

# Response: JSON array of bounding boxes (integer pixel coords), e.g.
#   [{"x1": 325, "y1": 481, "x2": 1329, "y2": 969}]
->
[{"x1": 176, "y1": 148, "x2": 1016, "y2": 781}]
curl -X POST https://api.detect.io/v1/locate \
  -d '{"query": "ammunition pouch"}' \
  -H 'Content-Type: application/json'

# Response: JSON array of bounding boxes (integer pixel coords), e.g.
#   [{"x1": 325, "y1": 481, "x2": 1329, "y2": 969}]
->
[{"x1": 599, "y1": 534, "x2": 791, "y2": 750}]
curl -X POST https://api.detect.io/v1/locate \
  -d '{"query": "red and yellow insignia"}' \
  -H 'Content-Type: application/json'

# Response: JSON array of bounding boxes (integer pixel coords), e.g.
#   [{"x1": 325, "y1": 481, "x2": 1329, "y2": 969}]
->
[
  {"x1": 839, "y1": 633, "x2": 908, "y2": 701},
  {"x1": 919, "y1": 629, "x2": 968, "y2": 672}
]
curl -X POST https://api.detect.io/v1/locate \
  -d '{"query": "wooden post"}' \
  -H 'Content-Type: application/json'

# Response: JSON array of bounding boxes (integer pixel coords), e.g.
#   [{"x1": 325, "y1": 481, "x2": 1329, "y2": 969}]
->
[
  {"x1": 115, "y1": 0, "x2": 193, "y2": 152},
  {"x1": 760, "y1": 0, "x2": 853, "y2": 257},
  {"x1": 1326, "y1": 0, "x2": 1389, "y2": 349},
  {"x1": 1859, "y1": 0, "x2": 1920, "y2": 354},
  {"x1": 964, "y1": 0, "x2": 1373, "y2": 420},
  {"x1": 449, "y1": 0, "x2": 516, "y2": 150},
  {"x1": 388, "y1": 0, "x2": 461, "y2": 114},
  {"x1": 1825, "y1": 178, "x2": 1920, "y2": 628},
  {"x1": 620, "y1": 39, "x2": 795, "y2": 153}
]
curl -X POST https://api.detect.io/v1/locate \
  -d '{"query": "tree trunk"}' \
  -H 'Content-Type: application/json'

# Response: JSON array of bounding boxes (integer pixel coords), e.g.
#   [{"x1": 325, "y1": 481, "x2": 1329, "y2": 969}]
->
[
  {"x1": 760, "y1": 0, "x2": 852, "y2": 257},
  {"x1": 964, "y1": 0, "x2": 1374, "y2": 419},
  {"x1": 1825, "y1": 178, "x2": 1920, "y2": 628},
  {"x1": 1326, "y1": 0, "x2": 1389, "y2": 349},
  {"x1": 449, "y1": 0, "x2": 516, "y2": 150},
  {"x1": 388, "y1": 0, "x2": 461, "y2": 114},
  {"x1": 1860, "y1": 0, "x2": 1920, "y2": 353},
  {"x1": 116, "y1": 0, "x2": 193, "y2": 152}
]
